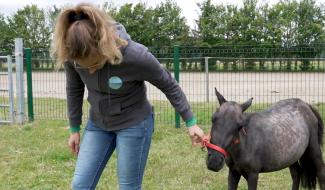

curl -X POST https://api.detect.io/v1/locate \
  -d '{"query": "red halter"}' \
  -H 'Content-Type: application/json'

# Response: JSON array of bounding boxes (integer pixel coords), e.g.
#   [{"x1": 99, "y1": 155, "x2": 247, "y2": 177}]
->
[
  {"x1": 201, "y1": 128, "x2": 247, "y2": 158},
  {"x1": 202, "y1": 138, "x2": 229, "y2": 157}
]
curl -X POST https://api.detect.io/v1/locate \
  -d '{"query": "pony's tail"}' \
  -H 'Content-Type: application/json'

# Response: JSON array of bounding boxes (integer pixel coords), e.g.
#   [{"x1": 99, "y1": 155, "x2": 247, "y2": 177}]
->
[
  {"x1": 299, "y1": 105, "x2": 324, "y2": 190},
  {"x1": 309, "y1": 105, "x2": 324, "y2": 146},
  {"x1": 300, "y1": 152, "x2": 317, "y2": 190}
]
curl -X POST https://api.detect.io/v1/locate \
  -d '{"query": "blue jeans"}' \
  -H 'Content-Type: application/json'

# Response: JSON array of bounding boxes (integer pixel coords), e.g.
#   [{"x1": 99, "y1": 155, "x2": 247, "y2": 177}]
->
[{"x1": 71, "y1": 113, "x2": 154, "y2": 190}]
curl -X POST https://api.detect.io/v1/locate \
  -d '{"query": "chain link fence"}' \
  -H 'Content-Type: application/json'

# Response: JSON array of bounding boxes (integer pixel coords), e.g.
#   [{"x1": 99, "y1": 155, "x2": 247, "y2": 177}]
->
[{"x1": 20, "y1": 45, "x2": 325, "y2": 127}]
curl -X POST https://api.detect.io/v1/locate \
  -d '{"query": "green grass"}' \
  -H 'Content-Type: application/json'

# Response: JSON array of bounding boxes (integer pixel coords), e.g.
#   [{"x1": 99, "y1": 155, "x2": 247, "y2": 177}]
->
[{"x1": 1, "y1": 119, "x2": 325, "y2": 190}]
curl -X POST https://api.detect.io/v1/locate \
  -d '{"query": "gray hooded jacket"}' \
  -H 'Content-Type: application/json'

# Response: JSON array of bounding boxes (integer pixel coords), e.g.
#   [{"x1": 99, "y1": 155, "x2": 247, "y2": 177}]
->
[{"x1": 64, "y1": 23, "x2": 194, "y2": 131}]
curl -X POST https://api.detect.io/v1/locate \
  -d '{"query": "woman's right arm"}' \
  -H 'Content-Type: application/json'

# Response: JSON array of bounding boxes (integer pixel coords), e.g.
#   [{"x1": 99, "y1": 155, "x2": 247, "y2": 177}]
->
[
  {"x1": 64, "y1": 62, "x2": 85, "y2": 155},
  {"x1": 64, "y1": 61, "x2": 85, "y2": 132}
]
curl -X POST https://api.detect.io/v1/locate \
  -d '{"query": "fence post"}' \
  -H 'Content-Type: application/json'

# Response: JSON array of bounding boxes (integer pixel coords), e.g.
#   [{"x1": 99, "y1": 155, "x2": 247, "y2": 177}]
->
[
  {"x1": 7, "y1": 55, "x2": 14, "y2": 123},
  {"x1": 25, "y1": 48, "x2": 34, "y2": 122},
  {"x1": 15, "y1": 38, "x2": 25, "y2": 124},
  {"x1": 205, "y1": 57, "x2": 209, "y2": 102},
  {"x1": 173, "y1": 45, "x2": 180, "y2": 128}
]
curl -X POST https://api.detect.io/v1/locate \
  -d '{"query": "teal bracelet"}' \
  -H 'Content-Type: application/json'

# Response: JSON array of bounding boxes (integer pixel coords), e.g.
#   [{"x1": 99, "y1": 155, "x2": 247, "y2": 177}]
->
[
  {"x1": 185, "y1": 117, "x2": 197, "y2": 128},
  {"x1": 69, "y1": 126, "x2": 81, "y2": 133}
]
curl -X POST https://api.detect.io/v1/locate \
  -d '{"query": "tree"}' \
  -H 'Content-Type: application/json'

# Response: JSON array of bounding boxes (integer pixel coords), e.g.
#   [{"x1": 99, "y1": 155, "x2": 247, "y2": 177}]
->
[
  {"x1": 237, "y1": 0, "x2": 264, "y2": 46},
  {"x1": 114, "y1": 3, "x2": 156, "y2": 46},
  {"x1": 153, "y1": 0, "x2": 190, "y2": 46},
  {"x1": 8, "y1": 5, "x2": 51, "y2": 49},
  {"x1": 296, "y1": 0, "x2": 324, "y2": 45},
  {"x1": 46, "y1": 5, "x2": 61, "y2": 34},
  {"x1": 223, "y1": 5, "x2": 241, "y2": 45},
  {"x1": 264, "y1": 3, "x2": 283, "y2": 46},
  {"x1": 196, "y1": 0, "x2": 221, "y2": 45},
  {"x1": 296, "y1": 0, "x2": 324, "y2": 70},
  {"x1": 0, "y1": 14, "x2": 14, "y2": 54},
  {"x1": 101, "y1": 2, "x2": 118, "y2": 18},
  {"x1": 197, "y1": 0, "x2": 264, "y2": 46}
]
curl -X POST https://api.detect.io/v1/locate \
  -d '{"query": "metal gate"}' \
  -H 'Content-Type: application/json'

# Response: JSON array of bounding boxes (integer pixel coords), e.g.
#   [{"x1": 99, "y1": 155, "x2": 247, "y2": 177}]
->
[{"x1": 0, "y1": 55, "x2": 14, "y2": 124}]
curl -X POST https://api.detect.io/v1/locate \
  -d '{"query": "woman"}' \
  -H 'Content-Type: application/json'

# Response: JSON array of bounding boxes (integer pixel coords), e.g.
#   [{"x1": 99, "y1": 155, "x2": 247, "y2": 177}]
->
[{"x1": 51, "y1": 3, "x2": 204, "y2": 190}]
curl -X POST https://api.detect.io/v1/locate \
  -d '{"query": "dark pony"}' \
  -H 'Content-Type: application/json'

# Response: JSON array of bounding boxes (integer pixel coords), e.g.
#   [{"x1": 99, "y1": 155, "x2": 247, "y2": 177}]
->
[{"x1": 206, "y1": 88, "x2": 325, "y2": 190}]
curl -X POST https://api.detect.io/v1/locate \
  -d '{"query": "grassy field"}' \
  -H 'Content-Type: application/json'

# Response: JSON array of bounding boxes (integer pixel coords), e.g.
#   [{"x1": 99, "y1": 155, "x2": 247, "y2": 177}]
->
[{"x1": 1, "y1": 119, "x2": 324, "y2": 190}]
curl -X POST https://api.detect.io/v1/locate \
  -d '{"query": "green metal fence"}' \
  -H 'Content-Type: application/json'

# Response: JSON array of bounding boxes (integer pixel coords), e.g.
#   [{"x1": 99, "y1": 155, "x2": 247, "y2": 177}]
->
[{"x1": 24, "y1": 45, "x2": 325, "y2": 127}]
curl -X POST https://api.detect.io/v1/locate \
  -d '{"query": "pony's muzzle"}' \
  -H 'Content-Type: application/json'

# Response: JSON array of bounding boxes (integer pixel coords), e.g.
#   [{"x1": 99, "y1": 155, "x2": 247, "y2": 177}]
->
[{"x1": 206, "y1": 152, "x2": 225, "y2": 172}]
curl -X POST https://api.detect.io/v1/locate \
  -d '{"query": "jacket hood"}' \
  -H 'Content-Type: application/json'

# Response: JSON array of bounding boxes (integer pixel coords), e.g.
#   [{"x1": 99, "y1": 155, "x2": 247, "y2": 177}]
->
[{"x1": 115, "y1": 22, "x2": 131, "y2": 41}]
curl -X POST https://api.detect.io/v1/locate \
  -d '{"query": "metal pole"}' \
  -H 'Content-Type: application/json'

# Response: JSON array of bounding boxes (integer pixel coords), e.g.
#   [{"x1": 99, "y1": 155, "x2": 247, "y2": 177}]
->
[
  {"x1": 205, "y1": 57, "x2": 209, "y2": 102},
  {"x1": 15, "y1": 38, "x2": 25, "y2": 124},
  {"x1": 25, "y1": 48, "x2": 34, "y2": 122},
  {"x1": 7, "y1": 55, "x2": 14, "y2": 123},
  {"x1": 173, "y1": 45, "x2": 180, "y2": 128}
]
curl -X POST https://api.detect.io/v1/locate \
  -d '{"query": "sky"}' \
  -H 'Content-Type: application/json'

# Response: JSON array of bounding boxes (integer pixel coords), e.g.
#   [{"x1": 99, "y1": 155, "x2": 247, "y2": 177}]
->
[{"x1": 0, "y1": 0, "x2": 324, "y2": 28}]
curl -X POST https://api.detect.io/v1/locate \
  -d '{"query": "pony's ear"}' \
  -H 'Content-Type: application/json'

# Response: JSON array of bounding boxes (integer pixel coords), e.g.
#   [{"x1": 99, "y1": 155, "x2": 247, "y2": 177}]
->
[
  {"x1": 215, "y1": 88, "x2": 227, "y2": 105},
  {"x1": 241, "y1": 97, "x2": 253, "y2": 112}
]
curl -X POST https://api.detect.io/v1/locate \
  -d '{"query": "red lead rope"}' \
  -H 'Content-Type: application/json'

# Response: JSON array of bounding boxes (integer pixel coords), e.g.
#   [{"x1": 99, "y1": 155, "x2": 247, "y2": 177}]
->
[{"x1": 201, "y1": 135, "x2": 229, "y2": 158}]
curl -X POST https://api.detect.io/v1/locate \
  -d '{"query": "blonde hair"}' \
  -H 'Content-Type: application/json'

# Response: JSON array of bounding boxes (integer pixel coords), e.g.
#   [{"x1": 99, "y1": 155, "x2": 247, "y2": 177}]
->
[{"x1": 51, "y1": 3, "x2": 127, "y2": 67}]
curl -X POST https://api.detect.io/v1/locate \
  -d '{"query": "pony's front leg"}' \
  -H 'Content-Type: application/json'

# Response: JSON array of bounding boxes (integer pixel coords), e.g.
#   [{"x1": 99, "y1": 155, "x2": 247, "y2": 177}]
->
[
  {"x1": 246, "y1": 172, "x2": 259, "y2": 190},
  {"x1": 228, "y1": 169, "x2": 241, "y2": 190}
]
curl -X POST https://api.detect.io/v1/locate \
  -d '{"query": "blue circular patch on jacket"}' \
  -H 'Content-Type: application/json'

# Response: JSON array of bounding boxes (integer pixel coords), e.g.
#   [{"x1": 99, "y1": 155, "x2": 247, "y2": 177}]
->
[{"x1": 108, "y1": 76, "x2": 123, "y2": 89}]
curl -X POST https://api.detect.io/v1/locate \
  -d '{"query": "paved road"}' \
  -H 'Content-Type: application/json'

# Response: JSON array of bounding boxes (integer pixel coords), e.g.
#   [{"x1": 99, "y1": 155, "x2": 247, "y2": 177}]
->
[{"x1": 1, "y1": 72, "x2": 324, "y2": 103}]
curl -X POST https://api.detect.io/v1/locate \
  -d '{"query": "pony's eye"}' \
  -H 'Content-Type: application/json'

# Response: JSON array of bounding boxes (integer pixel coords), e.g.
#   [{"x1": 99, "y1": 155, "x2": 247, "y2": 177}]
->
[{"x1": 211, "y1": 112, "x2": 220, "y2": 123}]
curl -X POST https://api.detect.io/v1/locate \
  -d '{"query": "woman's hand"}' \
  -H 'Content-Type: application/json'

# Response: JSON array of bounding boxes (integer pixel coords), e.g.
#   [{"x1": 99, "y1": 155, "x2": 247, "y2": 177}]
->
[
  {"x1": 68, "y1": 132, "x2": 80, "y2": 156},
  {"x1": 188, "y1": 125, "x2": 205, "y2": 146}
]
